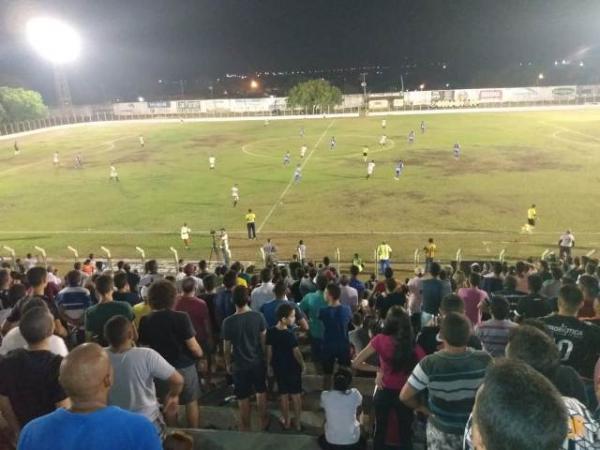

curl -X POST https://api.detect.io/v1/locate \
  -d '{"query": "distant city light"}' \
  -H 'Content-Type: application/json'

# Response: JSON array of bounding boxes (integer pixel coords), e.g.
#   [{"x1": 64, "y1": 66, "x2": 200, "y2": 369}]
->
[
  {"x1": 137, "y1": 96, "x2": 145, "y2": 102},
  {"x1": 445, "y1": 83, "x2": 450, "y2": 88},
  {"x1": 250, "y1": 80, "x2": 259, "y2": 89},
  {"x1": 538, "y1": 73, "x2": 544, "y2": 80},
  {"x1": 26, "y1": 17, "x2": 81, "y2": 64},
  {"x1": 554, "y1": 60, "x2": 559, "y2": 66},
  {"x1": 580, "y1": 61, "x2": 585, "y2": 67},
  {"x1": 419, "y1": 83, "x2": 425, "y2": 90},
  {"x1": 562, "y1": 59, "x2": 567, "y2": 65},
  {"x1": 442, "y1": 64, "x2": 447, "y2": 69}
]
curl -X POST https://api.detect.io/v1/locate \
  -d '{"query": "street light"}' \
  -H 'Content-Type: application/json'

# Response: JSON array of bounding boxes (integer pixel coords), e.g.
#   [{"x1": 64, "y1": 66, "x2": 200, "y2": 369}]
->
[
  {"x1": 419, "y1": 83, "x2": 425, "y2": 91},
  {"x1": 538, "y1": 73, "x2": 544, "y2": 80},
  {"x1": 26, "y1": 17, "x2": 81, "y2": 113},
  {"x1": 137, "y1": 96, "x2": 145, "y2": 102},
  {"x1": 250, "y1": 80, "x2": 259, "y2": 89}
]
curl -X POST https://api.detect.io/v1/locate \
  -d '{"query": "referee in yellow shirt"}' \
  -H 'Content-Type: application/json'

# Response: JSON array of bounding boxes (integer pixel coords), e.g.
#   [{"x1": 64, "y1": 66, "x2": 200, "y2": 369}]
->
[
  {"x1": 376, "y1": 241, "x2": 392, "y2": 275},
  {"x1": 245, "y1": 208, "x2": 257, "y2": 240}
]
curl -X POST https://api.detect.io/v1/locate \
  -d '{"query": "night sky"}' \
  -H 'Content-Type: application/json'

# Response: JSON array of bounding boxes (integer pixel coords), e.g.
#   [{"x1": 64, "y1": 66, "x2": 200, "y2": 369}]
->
[{"x1": 1, "y1": 0, "x2": 600, "y2": 103}]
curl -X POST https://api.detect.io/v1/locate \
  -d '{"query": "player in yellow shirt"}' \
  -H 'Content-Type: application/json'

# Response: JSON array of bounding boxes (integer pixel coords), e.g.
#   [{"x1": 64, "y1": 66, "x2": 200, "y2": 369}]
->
[
  {"x1": 423, "y1": 238, "x2": 437, "y2": 272},
  {"x1": 245, "y1": 208, "x2": 257, "y2": 240},
  {"x1": 376, "y1": 241, "x2": 392, "y2": 275},
  {"x1": 521, "y1": 204, "x2": 537, "y2": 234}
]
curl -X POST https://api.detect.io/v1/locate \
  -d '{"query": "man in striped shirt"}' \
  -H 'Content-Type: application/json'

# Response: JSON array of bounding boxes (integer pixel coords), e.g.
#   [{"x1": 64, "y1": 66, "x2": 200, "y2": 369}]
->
[
  {"x1": 400, "y1": 313, "x2": 492, "y2": 450},
  {"x1": 475, "y1": 296, "x2": 517, "y2": 357}
]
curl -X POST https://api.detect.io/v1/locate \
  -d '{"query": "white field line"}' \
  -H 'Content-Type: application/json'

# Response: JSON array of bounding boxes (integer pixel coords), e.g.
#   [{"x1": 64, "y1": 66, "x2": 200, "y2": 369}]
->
[
  {"x1": 3, "y1": 229, "x2": 600, "y2": 236},
  {"x1": 256, "y1": 120, "x2": 335, "y2": 233}
]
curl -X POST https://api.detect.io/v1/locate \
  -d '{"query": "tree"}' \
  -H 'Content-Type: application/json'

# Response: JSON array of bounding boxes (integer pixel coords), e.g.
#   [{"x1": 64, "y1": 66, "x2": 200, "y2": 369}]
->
[
  {"x1": 0, "y1": 103, "x2": 7, "y2": 123},
  {"x1": 0, "y1": 87, "x2": 48, "y2": 122},
  {"x1": 286, "y1": 79, "x2": 342, "y2": 111}
]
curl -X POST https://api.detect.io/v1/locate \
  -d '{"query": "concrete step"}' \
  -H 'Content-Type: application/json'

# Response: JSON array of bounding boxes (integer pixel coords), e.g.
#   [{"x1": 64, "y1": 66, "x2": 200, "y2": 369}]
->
[{"x1": 173, "y1": 428, "x2": 321, "y2": 450}]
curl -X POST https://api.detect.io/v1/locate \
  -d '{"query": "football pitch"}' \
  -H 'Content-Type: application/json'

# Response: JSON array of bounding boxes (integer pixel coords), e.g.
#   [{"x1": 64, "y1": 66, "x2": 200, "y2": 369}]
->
[{"x1": 1, "y1": 109, "x2": 600, "y2": 270}]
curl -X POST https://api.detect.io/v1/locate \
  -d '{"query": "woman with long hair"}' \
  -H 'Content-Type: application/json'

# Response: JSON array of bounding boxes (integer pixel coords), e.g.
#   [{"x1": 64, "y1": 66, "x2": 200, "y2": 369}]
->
[{"x1": 352, "y1": 306, "x2": 425, "y2": 449}]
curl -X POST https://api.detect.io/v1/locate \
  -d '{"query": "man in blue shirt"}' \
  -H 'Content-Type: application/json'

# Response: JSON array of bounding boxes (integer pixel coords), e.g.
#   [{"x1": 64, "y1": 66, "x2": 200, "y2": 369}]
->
[
  {"x1": 17, "y1": 343, "x2": 161, "y2": 450},
  {"x1": 55, "y1": 270, "x2": 92, "y2": 345},
  {"x1": 260, "y1": 281, "x2": 308, "y2": 330},
  {"x1": 348, "y1": 265, "x2": 365, "y2": 300}
]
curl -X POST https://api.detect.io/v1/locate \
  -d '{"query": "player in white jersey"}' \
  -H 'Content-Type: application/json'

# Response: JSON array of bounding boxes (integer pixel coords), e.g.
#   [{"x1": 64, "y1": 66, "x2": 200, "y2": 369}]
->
[
  {"x1": 408, "y1": 130, "x2": 415, "y2": 144},
  {"x1": 330, "y1": 136, "x2": 336, "y2": 150},
  {"x1": 294, "y1": 164, "x2": 302, "y2": 183},
  {"x1": 264, "y1": 119, "x2": 269, "y2": 126},
  {"x1": 395, "y1": 160, "x2": 404, "y2": 180},
  {"x1": 283, "y1": 151, "x2": 291, "y2": 166},
  {"x1": 453, "y1": 142, "x2": 461, "y2": 159},
  {"x1": 366, "y1": 160, "x2": 375, "y2": 179},
  {"x1": 180, "y1": 223, "x2": 191, "y2": 249},
  {"x1": 381, "y1": 119, "x2": 387, "y2": 129},
  {"x1": 231, "y1": 184, "x2": 240, "y2": 207},
  {"x1": 13, "y1": 141, "x2": 19, "y2": 155},
  {"x1": 420, "y1": 120, "x2": 426, "y2": 133},
  {"x1": 379, "y1": 135, "x2": 387, "y2": 147},
  {"x1": 300, "y1": 144, "x2": 307, "y2": 158},
  {"x1": 209, "y1": 155, "x2": 216, "y2": 170},
  {"x1": 53, "y1": 152, "x2": 59, "y2": 166},
  {"x1": 362, "y1": 146, "x2": 369, "y2": 162},
  {"x1": 139, "y1": 135, "x2": 145, "y2": 147},
  {"x1": 74, "y1": 154, "x2": 83, "y2": 169},
  {"x1": 109, "y1": 165, "x2": 119, "y2": 182}
]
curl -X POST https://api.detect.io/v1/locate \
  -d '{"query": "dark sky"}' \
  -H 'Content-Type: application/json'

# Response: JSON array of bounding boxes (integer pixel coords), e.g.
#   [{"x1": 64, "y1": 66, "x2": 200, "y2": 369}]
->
[{"x1": 1, "y1": 0, "x2": 600, "y2": 102}]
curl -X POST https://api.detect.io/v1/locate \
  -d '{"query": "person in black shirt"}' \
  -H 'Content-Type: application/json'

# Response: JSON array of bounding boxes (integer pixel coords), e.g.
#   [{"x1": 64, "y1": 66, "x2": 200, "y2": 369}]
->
[
  {"x1": 0, "y1": 268, "x2": 10, "y2": 308},
  {"x1": 416, "y1": 294, "x2": 482, "y2": 354},
  {"x1": 516, "y1": 274, "x2": 551, "y2": 321},
  {"x1": 113, "y1": 272, "x2": 141, "y2": 306},
  {"x1": 375, "y1": 278, "x2": 406, "y2": 319},
  {"x1": 0, "y1": 306, "x2": 69, "y2": 441},
  {"x1": 138, "y1": 280, "x2": 203, "y2": 427},
  {"x1": 541, "y1": 285, "x2": 600, "y2": 383}
]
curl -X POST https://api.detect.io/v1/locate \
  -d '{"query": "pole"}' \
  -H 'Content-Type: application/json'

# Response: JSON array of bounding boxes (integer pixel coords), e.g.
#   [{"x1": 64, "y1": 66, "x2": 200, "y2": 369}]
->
[
  {"x1": 135, "y1": 246, "x2": 146, "y2": 265},
  {"x1": 499, "y1": 249, "x2": 506, "y2": 262},
  {"x1": 100, "y1": 246, "x2": 112, "y2": 270},
  {"x1": 34, "y1": 246, "x2": 47, "y2": 268},
  {"x1": 413, "y1": 248, "x2": 420, "y2": 267},
  {"x1": 3, "y1": 246, "x2": 16, "y2": 270},
  {"x1": 67, "y1": 246, "x2": 79, "y2": 262},
  {"x1": 400, "y1": 74, "x2": 405, "y2": 92},
  {"x1": 169, "y1": 247, "x2": 179, "y2": 273}
]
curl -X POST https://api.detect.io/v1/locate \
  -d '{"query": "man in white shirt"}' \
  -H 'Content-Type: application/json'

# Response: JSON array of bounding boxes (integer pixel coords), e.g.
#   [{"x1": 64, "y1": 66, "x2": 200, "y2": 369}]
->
[
  {"x1": 180, "y1": 223, "x2": 191, "y2": 249},
  {"x1": 220, "y1": 229, "x2": 231, "y2": 266},
  {"x1": 53, "y1": 152, "x2": 59, "y2": 166},
  {"x1": 139, "y1": 135, "x2": 145, "y2": 147},
  {"x1": 105, "y1": 315, "x2": 183, "y2": 428},
  {"x1": 300, "y1": 145, "x2": 307, "y2": 159},
  {"x1": 110, "y1": 165, "x2": 119, "y2": 182},
  {"x1": 250, "y1": 268, "x2": 275, "y2": 312},
  {"x1": 366, "y1": 160, "x2": 376, "y2": 179},
  {"x1": 558, "y1": 229, "x2": 575, "y2": 260},
  {"x1": 209, "y1": 155, "x2": 216, "y2": 170},
  {"x1": 231, "y1": 184, "x2": 240, "y2": 207}
]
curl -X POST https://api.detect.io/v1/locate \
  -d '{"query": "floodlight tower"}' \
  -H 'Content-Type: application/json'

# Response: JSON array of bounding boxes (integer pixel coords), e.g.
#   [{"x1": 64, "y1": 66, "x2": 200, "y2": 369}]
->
[{"x1": 26, "y1": 17, "x2": 81, "y2": 114}]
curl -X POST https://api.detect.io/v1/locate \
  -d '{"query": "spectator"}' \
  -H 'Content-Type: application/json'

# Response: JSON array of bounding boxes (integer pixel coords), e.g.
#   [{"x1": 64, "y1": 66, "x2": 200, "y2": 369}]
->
[
  {"x1": 339, "y1": 275, "x2": 359, "y2": 311},
  {"x1": 105, "y1": 315, "x2": 184, "y2": 429},
  {"x1": 480, "y1": 261, "x2": 504, "y2": 294},
  {"x1": 250, "y1": 268, "x2": 275, "y2": 311},
  {"x1": 475, "y1": 296, "x2": 517, "y2": 357},
  {"x1": 175, "y1": 277, "x2": 212, "y2": 358},
  {"x1": 266, "y1": 303, "x2": 305, "y2": 431},
  {"x1": 0, "y1": 283, "x2": 25, "y2": 330},
  {"x1": 222, "y1": 285, "x2": 268, "y2": 431},
  {"x1": 82, "y1": 259, "x2": 94, "y2": 276},
  {"x1": 0, "y1": 307, "x2": 70, "y2": 442},
  {"x1": 113, "y1": 271, "x2": 140, "y2": 306},
  {"x1": 515, "y1": 261, "x2": 532, "y2": 293},
  {"x1": 0, "y1": 268, "x2": 12, "y2": 307},
  {"x1": 290, "y1": 267, "x2": 305, "y2": 303},
  {"x1": 133, "y1": 286, "x2": 152, "y2": 328},
  {"x1": 541, "y1": 265, "x2": 564, "y2": 300},
  {"x1": 138, "y1": 280, "x2": 203, "y2": 428},
  {"x1": 400, "y1": 313, "x2": 492, "y2": 450},
  {"x1": 2, "y1": 267, "x2": 66, "y2": 338},
  {"x1": 138, "y1": 260, "x2": 163, "y2": 292},
  {"x1": 300, "y1": 274, "x2": 329, "y2": 364},
  {"x1": 214, "y1": 270, "x2": 237, "y2": 331},
  {"x1": 84, "y1": 275, "x2": 136, "y2": 345},
  {"x1": 417, "y1": 294, "x2": 483, "y2": 355},
  {"x1": 123, "y1": 263, "x2": 140, "y2": 293},
  {"x1": 458, "y1": 272, "x2": 488, "y2": 325},
  {"x1": 17, "y1": 343, "x2": 162, "y2": 450},
  {"x1": 175, "y1": 264, "x2": 203, "y2": 295},
  {"x1": 407, "y1": 267, "x2": 423, "y2": 329},
  {"x1": 320, "y1": 282, "x2": 353, "y2": 389},
  {"x1": 260, "y1": 281, "x2": 308, "y2": 330},
  {"x1": 0, "y1": 299, "x2": 68, "y2": 357},
  {"x1": 348, "y1": 313, "x2": 378, "y2": 366},
  {"x1": 319, "y1": 368, "x2": 365, "y2": 450},
  {"x1": 468, "y1": 360, "x2": 568, "y2": 450},
  {"x1": 352, "y1": 306, "x2": 425, "y2": 450},
  {"x1": 375, "y1": 277, "x2": 406, "y2": 320},
  {"x1": 420, "y1": 262, "x2": 451, "y2": 327},
  {"x1": 55, "y1": 270, "x2": 92, "y2": 345},
  {"x1": 348, "y1": 265, "x2": 365, "y2": 300},
  {"x1": 516, "y1": 273, "x2": 551, "y2": 320},
  {"x1": 541, "y1": 284, "x2": 600, "y2": 397},
  {"x1": 506, "y1": 325, "x2": 586, "y2": 404},
  {"x1": 577, "y1": 274, "x2": 598, "y2": 318}
]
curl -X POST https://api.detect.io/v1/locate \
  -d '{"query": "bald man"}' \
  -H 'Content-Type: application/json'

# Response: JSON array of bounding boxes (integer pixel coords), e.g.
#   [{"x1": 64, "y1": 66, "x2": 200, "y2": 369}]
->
[{"x1": 17, "y1": 343, "x2": 161, "y2": 450}]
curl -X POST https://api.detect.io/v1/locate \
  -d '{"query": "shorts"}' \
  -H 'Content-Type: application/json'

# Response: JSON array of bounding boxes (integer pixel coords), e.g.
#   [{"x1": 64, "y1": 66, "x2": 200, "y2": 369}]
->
[
  {"x1": 155, "y1": 364, "x2": 200, "y2": 405},
  {"x1": 528, "y1": 218, "x2": 535, "y2": 226},
  {"x1": 232, "y1": 364, "x2": 267, "y2": 400},
  {"x1": 426, "y1": 422, "x2": 463, "y2": 450},
  {"x1": 274, "y1": 368, "x2": 302, "y2": 395},
  {"x1": 322, "y1": 344, "x2": 351, "y2": 375}
]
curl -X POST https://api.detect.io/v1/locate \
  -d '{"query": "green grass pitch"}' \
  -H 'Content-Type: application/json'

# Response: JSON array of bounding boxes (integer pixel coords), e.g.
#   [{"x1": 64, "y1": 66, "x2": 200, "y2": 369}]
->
[{"x1": 1, "y1": 109, "x2": 600, "y2": 269}]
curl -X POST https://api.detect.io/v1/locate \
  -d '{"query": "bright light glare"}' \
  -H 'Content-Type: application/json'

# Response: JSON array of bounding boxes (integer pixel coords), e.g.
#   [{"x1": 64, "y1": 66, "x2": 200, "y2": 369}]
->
[
  {"x1": 250, "y1": 80, "x2": 259, "y2": 89},
  {"x1": 26, "y1": 17, "x2": 81, "y2": 64},
  {"x1": 138, "y1": 96, "x2": 145, "y2": 102},
  {"x1": 538, "y1": 73, "x2": 544, "y2": 80}
]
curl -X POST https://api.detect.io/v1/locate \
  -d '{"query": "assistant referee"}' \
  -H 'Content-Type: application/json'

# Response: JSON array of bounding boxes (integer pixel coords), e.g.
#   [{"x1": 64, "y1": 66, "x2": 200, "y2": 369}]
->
[{"x1": 245, "y1": 209, "x2": 256, "y2": 240}]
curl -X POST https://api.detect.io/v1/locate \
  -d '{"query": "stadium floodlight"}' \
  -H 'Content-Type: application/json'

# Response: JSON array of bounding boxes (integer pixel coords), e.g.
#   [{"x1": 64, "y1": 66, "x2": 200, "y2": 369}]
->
[
  {"x1": 250, "y1": 80, "x2": 259, "y2": 89},
  {"x1": 26, "y1": 17, "x2": 81, "y2": 114},
  {"x1": 419, "y1": 83, "x2": 425, "y2": 91},
  {"x1": 138, "y1": 96, "x2": 145, "y2": 102},
  {"x1": 26, "y1": 17, "x2": 81, "y2": 64},
  {"x1": 538, "y1": 73, "x2": 544, "y2": 80}
]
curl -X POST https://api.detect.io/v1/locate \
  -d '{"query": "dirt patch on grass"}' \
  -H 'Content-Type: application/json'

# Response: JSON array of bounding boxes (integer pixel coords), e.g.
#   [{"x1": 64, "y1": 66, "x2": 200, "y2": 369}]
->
[
  {"x1": 110, "y1": 150, "x2": 150, "y2": 164},
  {"x1": 186, "y1": 135, "x2": 247, "y2": 149}
]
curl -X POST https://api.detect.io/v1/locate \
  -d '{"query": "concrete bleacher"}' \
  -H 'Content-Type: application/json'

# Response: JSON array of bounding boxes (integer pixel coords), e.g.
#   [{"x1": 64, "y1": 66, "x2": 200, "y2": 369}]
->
[{"x1": 174, "y1": 428, "x2": 321, "y2": 450}]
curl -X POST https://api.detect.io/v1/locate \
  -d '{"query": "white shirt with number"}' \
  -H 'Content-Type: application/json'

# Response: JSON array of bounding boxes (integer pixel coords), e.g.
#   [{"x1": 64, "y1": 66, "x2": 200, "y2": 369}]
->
[
  {"x1": 180, "y1": 226, "x2": 191, "y2": 240},
  {"x1": 367, "y1": 162, "x2": 375, "y2": 174},
  {"x1": 209, "y1": 157, "x2": 215, "y2": 166},
  {"x1": 231, "y1": 187, "x2": 239, "y2": 199},
  {"x1": 110, "y1": 166, "x2": 118, "y2": 177},
  {"x1": 53, "y1": 153, "x2": 59, "y2": 163},
  {"x1": 139, "y1": 136, "x2": 145, "y2": 145},
  {"x1": 559, "y1": 233, "x2": 575, "y2": 248}
]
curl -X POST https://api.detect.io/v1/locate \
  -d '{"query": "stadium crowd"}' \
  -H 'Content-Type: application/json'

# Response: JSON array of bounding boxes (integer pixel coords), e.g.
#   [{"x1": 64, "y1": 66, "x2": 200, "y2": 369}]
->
[{"x1": 1, "y1": 248, "x2": 600, "y2": 450}]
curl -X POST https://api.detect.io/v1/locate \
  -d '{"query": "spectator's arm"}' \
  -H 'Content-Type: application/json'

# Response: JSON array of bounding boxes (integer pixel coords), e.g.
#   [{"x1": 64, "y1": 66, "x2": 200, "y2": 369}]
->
[
  {"x1": 163, "y1": 370, "x2": 184, "y2": 417},
  {"x1": 130, "y1": 321, "x2": 139, "y2": 342},
  {"x1": 0, "y1": 395, "x2": 20, "y2": 440},
  {"x1": 292, "y1": 347, "x2": 305, "y2": 371},
  {"x1": 53, "y1": 319, "x2": 67, "y2": 338},
  {"x1": 0, "y1": 319, "x2": 16, "y2": 336},
  {"x1": 351, "y1": 342, "x2": 378, "y2": 373},
  {"x1": 223, "y1": 339, "x2": 232, "y2": 374},
  {"x1": 260, "y1": 329, "x2": 267, "y2": 356},
  {"x1": 297, "y1": 317, "x2": 309, "y2": 331},
  {"x1": 399, "y1": 383, "x2": 430, "y2": 416},
  {"x1": 266, "y1": 344, "x2": 273, "y2": 376},
  {"x1": 185, "y1": 337, "x2": 203, "y2": 359}
]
